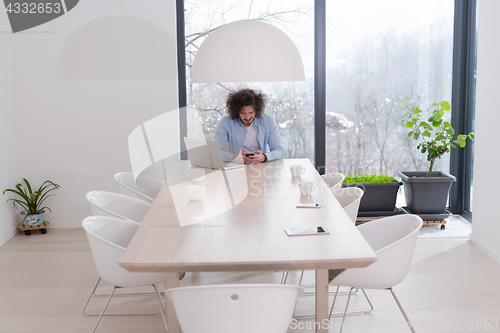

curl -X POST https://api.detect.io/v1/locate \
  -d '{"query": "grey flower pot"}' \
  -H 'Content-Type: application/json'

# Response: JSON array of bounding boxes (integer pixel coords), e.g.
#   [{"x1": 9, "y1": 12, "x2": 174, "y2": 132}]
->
[
  {"x1": 398, "y1": 171, "x2": 456, "y2": 214},
  {"x1": 343, "y1": 182, "x2": 401, "y2": 212}
]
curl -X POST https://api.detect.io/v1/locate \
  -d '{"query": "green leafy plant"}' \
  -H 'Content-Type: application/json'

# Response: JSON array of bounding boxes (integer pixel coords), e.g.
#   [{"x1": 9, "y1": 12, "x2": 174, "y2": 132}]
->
[
  {"x1": 402, "y1": 88, "x2": 475, "y2": 177},
  {"x1": 343, "y1": 174, "x2": 396, "y2": 184},
  {"x1": 3, "y1": 179, "x2": 60, "y2": 217}
]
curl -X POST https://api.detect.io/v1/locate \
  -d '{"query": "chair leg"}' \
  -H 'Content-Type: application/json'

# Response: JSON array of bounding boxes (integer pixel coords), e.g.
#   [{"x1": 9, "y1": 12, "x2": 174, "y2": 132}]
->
[
  {"x1": 84, "y1": 282, "x2": 167, "y2": 317},
  {"x1": 302, "y1": 285, "x2": 355, "y2": 296},
  {"x1": 294, "y1": 285, "x2": 341, "y2": 320},
  {"x1": 328, "y1": 286, "x2": 341, "y2": 317},
  {"x1": 298, "y1": 270, "x2": 305, "y2": 285},
  {"x1": 360, "y1": 289, "x2": 374, "y2": 314},
  {"x1": 282, "y1": 270, "x2": 313, "y2": 287},
  {"x1": 296, "y1": 270, "x2": 357, "y2": 296},
  {"x1": 281, "y1": 271, "x2": 289, "y2": 284},
  {"x1": 339, "y1": 287, "x2": 354, "y2": 333},
  {"x1": 328, "y1": 288, "x2": 373, "y2": 317},
  {"x1": 153, "y1": 284, "x2": 168, "y2": 332},
  {"x1": 389, "y1": 287, "x2": 415, "y2": 333},
  {"x1": 84, "y1": 276, "x2": 166, "y2": 315},
  {"x1": 83, "y1": 277, "x2": 102, "y2": 316},
  {"x1": 92, "y1": 286, "x2": 116, "y2": 333},
  {"x1": 293, "y1": 286, "x2": 362, "y2": 320}
]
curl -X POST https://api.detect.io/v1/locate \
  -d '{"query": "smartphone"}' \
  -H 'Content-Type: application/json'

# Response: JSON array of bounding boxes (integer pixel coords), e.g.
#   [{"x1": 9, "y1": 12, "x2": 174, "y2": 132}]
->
[
  {"x1": 245, "y1": 153, "x2": 255, "y2": 156},
  {"x1": 285, "y1": 226, "x2": 329, "y2": 236},
  {"x1": 296, "y1": 203, "x2": 321, "y2": 208}
]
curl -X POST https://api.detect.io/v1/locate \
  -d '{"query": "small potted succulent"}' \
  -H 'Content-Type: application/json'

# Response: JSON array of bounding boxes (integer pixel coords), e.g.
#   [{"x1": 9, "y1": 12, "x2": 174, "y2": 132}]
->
[
  {"x1": 342, "y1": 174, "x2": 401, "y2": 215},
  {"x1": 399, "y1": 88, "x2": 474, "y2": 215},
  {"x1": 3, "y1": 178, "x2": 60, "y2": 227}
]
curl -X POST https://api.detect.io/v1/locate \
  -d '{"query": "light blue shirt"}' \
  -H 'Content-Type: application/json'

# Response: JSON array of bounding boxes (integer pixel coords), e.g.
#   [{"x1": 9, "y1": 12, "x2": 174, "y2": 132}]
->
[{"x1": 214, "y1": 114, "x2": 284, "y2": 162}]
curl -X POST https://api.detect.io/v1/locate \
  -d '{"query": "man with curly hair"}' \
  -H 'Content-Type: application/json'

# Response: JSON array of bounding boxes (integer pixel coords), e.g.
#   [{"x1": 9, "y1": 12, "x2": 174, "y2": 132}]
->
[{"x1": 214, "y1": 88, "x2": 284, "y2": 164}]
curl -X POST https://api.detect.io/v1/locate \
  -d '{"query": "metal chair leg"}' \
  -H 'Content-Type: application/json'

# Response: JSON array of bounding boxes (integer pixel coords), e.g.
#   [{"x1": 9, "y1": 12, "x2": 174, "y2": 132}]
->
[
  {"x1": 328, "y1": 286, "x2": 341, "y2": 317},
  {"x1": 281, "y1": 270, "x2": 305, "y2": 285},
  {"x1": 389, "y1": 287, "x2": 415, "y2": 333},
  {"x1": 84, "y1": 282, "x2": 167, "y2": 317},
  {"x1": 92, "y1": 286, "x2": 116, "y2": 333},
  {"x1": 328, "y1": 288, "x2": 373, "y2": 317},
  {"x1": 84, "y1": 276, "x2": 167, "y2": 316},
  {"x1": 281, "y1": 271, "x2": 289, "y2": 284},
  {"x1": 295, "y1": 270, "x2": 357, "y2": 296},
  {"x1": 293, "y1": 286, "x2": 364, "y2": 320},
  {"x1": 339, "y1": 287, "x2": 354, "y2": 333},
  {"x1": 293, "y1": 286, "x2": 366, "y2": 320},
  {"x1": 302, "y1": 285, "x2": 356, "y2": 296},
  {"x1": 298, "y1": 270, "x2": 305, "y2": 285},
  {"x1": 153, "y1": 284, "x2": 168, "y2": 331},
  {"x1": 83, "y1": 277, "x2": 102, "y2": 316}
]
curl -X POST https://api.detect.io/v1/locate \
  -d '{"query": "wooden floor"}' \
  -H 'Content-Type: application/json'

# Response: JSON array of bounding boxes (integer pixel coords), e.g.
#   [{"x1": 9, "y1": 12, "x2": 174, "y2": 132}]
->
[{"x1": 1, "y1": 228, "x2": 499, "y2": 333}]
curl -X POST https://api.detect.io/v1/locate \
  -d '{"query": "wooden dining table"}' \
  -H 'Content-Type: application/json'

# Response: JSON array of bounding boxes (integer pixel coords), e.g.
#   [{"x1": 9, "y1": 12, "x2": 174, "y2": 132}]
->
[{"x1": 119, "y1": 158, "x2": 377, "y2": 333}]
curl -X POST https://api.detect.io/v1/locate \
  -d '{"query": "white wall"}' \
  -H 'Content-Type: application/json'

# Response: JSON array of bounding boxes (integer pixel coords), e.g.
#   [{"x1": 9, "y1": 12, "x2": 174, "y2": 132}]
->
[
  {"x1": 470, "y1": 0, "x2": 500, "y2": 264},
  {"x1": 0, "y1": 0, "x2": 178, "y2": 245},
  {"x1": 0, "y1": 38, "x2": 20, "y2": 245}
]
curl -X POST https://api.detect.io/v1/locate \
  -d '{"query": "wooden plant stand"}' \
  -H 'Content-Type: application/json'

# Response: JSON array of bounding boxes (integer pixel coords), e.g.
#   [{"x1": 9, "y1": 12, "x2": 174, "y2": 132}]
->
[
  {"x1": 17, "y1": 221, "x2": 50, "y2": 235},
  {"x1": 423, "y1": 219, "x2": 446, "y2": 230},
  {"x1": 356, "y1": 216, "x2": 379, "y2": 223},
  {"x1": 356, "y1": 217, "x2": 447, "y2": 230}
]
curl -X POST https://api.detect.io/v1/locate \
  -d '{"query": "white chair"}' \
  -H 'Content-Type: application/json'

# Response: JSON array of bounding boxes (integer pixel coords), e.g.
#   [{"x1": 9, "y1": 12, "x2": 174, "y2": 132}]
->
[
  {"x1": 82, "y1": 216, "x2": 168, "y2": 333},
  {"x1": 329, "y1": 214, "x2": 423, "y2": 333},
  {"x1": 165, "y1": 284, "x2": 303, "y2": 333},
  {"x1": 284, "y1": 187, "x2": 363, "y2": 292},
  {"x1": 114, "y1": 172, "x2": 164, "y2": 204},
  {"x1": 331, "y1": 187, "x2": 364, "y2": 223},
  {"x1": 321, "y1": 172, "x2": 345, "y2": 190},
  {"x1": 86, "y1": 190, "x2": 151, "y2": 223},
  {"x1": 85, "y1": 191, "x2": 187, "y2": 286}
]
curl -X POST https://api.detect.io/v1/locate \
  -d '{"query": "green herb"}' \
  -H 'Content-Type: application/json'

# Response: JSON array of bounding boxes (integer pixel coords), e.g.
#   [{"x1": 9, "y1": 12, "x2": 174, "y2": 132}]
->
[
  {"x1": 3, "y1": 179, "x2": 60, "y2": 218},
  {"x1": 343, "y1": 174, "x2": 396, "y2": 184},
  {"x1": 401, "y1": 88, "x2": 474, "y2": 177}
]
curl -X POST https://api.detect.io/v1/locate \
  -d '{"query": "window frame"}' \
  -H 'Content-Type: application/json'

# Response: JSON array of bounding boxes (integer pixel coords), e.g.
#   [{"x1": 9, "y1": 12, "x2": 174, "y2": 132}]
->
[{"x1": 449, "y1": 0, "x2": 477, "y2": 221}]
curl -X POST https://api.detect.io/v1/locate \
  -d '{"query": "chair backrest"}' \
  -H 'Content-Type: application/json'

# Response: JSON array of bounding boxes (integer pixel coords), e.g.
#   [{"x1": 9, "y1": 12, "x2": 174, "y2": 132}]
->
[
  {"x1": 332, "y1": 214, "x2": 423, "y2": 289},
  {"x1": 114, "y1": 172, "x2": 163, "y2": 203},
  {"x1": 321, "y1": 172, "x2": 345, "y2": 190},
  {"x1": 82, "y1": 215, "x2": 165, "y2": 288},
  {"x1": 86, "y1": 190, "x2": 151, "y2": 223},
  {"x1": 165, "y1": 284, "x2": 303, "y2": 333},
  {"x1": 331, "y1": 187, "x2": 364, "y2": 223}
]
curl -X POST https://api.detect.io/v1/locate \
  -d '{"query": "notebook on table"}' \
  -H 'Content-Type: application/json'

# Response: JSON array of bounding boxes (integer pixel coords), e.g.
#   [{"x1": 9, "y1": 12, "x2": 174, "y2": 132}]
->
[{"x1": 183, "y1": 137, "x2": 246, "y2": 170}]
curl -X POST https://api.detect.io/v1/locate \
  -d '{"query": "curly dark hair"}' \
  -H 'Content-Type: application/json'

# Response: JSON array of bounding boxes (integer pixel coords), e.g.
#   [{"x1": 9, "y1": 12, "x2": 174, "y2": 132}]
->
[{"x1": 226, "y1": 89, "x2": 267, "y2": 120}]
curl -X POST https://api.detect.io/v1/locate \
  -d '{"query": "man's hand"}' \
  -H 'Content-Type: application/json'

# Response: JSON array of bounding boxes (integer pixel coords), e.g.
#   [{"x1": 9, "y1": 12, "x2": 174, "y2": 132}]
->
[
  {"x1": 247, "y1": 150, "x2": 266, "y2": 163},
  {"x1": 242, "y1": 152, "x2": 253, "y2": 164},
  {"x1": 232, "y1": 151, "x2": 244, "y2": 164}
]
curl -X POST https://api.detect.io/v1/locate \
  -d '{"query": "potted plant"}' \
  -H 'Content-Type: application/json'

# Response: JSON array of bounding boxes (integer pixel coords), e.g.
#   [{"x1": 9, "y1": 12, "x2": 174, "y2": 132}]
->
[
  {"x1": 399, "y1": 88, "x2": 474, "y2": 215},
  {"x1": 342, "y1": 174, "x2": 402, "y2": 215},
  {"x1": 3, "y1": 178, "x2": 60, "y2": 227}
]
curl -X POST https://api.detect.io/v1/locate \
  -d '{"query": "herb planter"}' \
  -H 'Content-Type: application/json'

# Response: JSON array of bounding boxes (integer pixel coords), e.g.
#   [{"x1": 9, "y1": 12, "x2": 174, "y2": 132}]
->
[
  {"x1": 342, "y1": 181, "x2": 401, "y2": 212},
  {"x1": 398, "y1": 171, "x2": 455, "y2": 214}
]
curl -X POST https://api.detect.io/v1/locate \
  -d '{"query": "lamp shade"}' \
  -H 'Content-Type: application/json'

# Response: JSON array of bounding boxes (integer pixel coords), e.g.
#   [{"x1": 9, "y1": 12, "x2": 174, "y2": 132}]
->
[{"x1": 191, "y1": 20, "x2": 305, "y2": 83}]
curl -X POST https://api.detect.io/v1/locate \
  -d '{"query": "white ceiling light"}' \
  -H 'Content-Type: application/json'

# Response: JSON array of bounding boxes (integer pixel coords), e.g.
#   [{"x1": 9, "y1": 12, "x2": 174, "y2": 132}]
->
[{"x1": 191, "y1": 20, "x2": 305, "y2": 83}]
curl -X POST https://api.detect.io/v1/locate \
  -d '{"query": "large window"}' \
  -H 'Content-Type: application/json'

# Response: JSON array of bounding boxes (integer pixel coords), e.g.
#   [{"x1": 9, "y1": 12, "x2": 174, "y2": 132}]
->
[
  {"x1": 178, "y1": 0, "x2": 476, "y2": 216},
  {"x1": 325, "y1": 0, "x2": 455, "y2": 177},
  {"x1": 184, "y1": 0, "x2": 315, "y2": 160}
]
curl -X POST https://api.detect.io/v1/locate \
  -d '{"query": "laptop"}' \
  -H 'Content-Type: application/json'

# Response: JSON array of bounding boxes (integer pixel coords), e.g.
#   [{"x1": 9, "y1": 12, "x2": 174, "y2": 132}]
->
[{"x1": 183, "y1": 137, "x2": 246, "y2": 170}]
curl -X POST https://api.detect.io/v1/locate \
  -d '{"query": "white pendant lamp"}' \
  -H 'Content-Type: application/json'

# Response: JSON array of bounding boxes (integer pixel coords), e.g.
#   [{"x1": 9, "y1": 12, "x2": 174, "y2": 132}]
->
[{"x1": 191, "y1": 20, "x2": 305, "y2": 83}]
